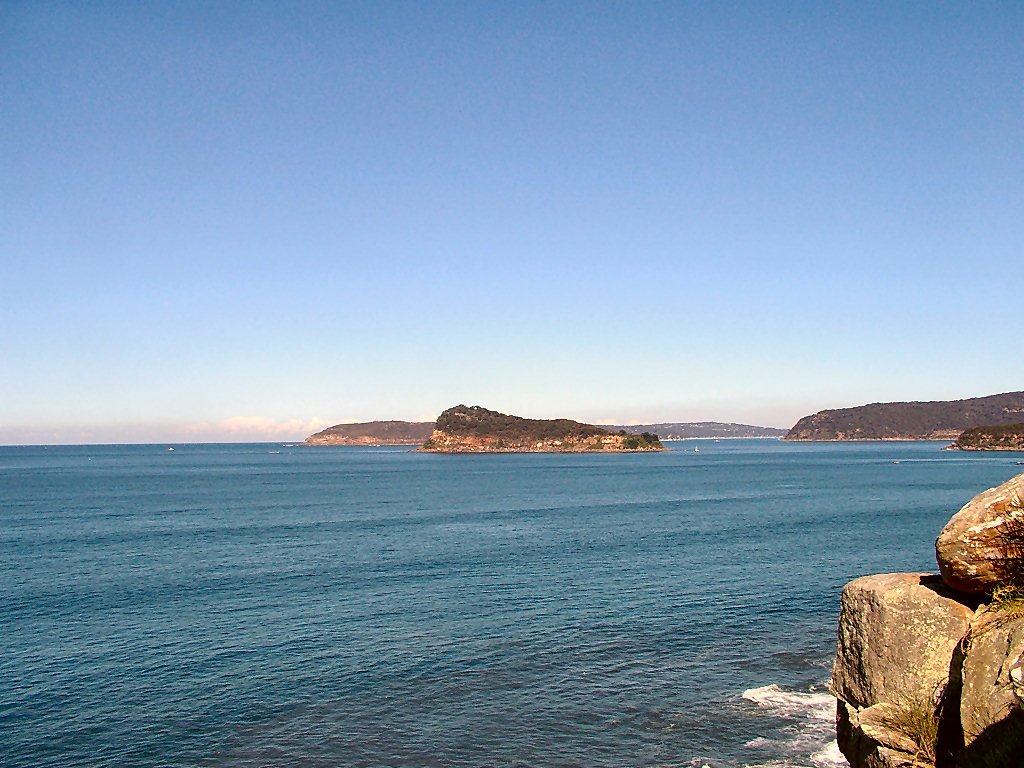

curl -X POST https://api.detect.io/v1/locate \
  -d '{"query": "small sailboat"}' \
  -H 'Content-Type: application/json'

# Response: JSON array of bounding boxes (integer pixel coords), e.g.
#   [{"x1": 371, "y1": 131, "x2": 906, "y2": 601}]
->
[{"x1": 694, "y1": 446, "x2": 700, "y2": 453}]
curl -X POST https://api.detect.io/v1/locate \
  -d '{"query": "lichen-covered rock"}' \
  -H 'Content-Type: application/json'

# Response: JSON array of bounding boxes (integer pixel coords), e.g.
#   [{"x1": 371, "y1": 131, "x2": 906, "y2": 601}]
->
[
  {"x1": 831, "y1": 477, "x2": 1024, "y2": 767},
  {"x1": 935, "y1": 473, "x2": 1024, "y2": 594},
  {"x1": 858, "y1": 704, "x2": 922, "y2": 756},
  {"x1": 831, "y1": 574, "x2": 975, "y2": 768},
  {"x1": 959, "y1": 609, "x2": 1024, "y2": 757},
  {"x1": 832, "y1": 573, "x2": 974, "y2": 709},
  {"x1": 837, "y1": 700, "x2": 927, "y2": 767}
]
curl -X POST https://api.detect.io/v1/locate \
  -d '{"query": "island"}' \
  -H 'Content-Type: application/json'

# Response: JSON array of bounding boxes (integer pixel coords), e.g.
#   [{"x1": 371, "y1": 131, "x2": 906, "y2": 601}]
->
[
  {"x1": 418, "y1": 405, "x2": 664, "y2": 453},
  {"x1": 304, "y1": 416, "x2": 782, "y2": 447},
  {"x1": 305, "y1": 420, "x2": 434, "y2": 446},
  {"x1": 784, "y1": 391, "x2": 1024, "y2": 441},
  {"x1": 949, "y1": 423, "x2": 1024, "y2": 452}
]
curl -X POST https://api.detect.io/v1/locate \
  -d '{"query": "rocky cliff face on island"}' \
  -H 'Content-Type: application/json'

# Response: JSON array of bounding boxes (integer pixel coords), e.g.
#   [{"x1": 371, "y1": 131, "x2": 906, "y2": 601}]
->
[
  {"x1": 950, "y1": 424, "x2": 1024, "y2": 453},
  {"x1": 785, "y1": 392, "x2": 1024, "y2": 441},
  {"x1": 419, "y1": 405, "x2": 664, "y2": 453},
  {"x1": 831, "y1": 473, "x2": 1024, "y2": 767},
  {"x1": 305, "y1": 420, "x2": 434, "y2": 446}
]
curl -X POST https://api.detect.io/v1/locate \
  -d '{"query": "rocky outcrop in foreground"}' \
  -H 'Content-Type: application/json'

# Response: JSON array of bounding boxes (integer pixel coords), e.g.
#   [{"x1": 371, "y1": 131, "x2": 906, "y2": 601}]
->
[
  {"x1": 832, "y1": 473, "x2": 1024, "y2": 767},
  {"x1": 419, "y1": 405, "x2": 664, "y2": 453}
]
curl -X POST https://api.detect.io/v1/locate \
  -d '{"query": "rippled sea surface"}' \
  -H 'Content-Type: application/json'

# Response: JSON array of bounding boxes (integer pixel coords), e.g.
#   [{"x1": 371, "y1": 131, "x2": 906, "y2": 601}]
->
[{"x1": 2, "y1": 440, "x2": 1020, "y2": 767}]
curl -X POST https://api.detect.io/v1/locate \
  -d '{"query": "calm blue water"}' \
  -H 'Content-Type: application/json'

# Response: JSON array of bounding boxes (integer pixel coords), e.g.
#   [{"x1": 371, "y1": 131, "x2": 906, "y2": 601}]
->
[{"x1": 1, "y1": 440, "x2": 1020, "y2": 768}]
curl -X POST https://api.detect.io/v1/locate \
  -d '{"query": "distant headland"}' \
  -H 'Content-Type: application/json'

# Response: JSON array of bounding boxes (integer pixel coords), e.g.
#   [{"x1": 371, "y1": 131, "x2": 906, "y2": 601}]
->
[
  {"x1": 305, "y1": 420, "x2": 434, "y2": 446},
  {"x1": 949, "y1": 423, "x2": 1024, "y2": 452},
  {"x1": 420, "y1": 405, "x2": 664, "y2": 453},
  {"x1": 784, "y1": 391, "x2": 1024, "y2": 441}
]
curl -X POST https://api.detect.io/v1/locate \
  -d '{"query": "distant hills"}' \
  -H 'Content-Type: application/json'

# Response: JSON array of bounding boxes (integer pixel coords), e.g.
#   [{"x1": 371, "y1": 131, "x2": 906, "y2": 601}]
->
[
  {"x1": 605, "y1": 422, "x2": 786, "y2": 439},
  {"x1": 305, "y1": 420, "x2": 433, "y2": 446},
  {"x1": 303, "y1": 393, "x2": 1024, "y2": 446},
  {"x1": 785, "y1": 392, "x2": 1024, "y2": 441},
  {"x1": 421, "y1": 405, "x2": 663, "y2": 453}
]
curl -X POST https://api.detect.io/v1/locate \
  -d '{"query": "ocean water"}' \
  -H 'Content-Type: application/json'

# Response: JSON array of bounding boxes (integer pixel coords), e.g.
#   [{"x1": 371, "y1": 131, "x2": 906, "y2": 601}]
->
[{"x1": 1, "y1": 440, "x2": 1020, "y2": 768}]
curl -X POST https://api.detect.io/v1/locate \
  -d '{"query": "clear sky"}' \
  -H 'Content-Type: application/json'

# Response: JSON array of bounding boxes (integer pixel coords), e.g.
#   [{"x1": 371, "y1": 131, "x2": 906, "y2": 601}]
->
[{"x1": 2, "y1": 2, "x2": 1022, "y2": 443}]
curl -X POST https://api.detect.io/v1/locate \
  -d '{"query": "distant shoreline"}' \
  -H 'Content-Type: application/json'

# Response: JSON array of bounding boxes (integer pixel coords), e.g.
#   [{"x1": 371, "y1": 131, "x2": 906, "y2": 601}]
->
[
  {"x1": 782, "y1": 437, "x2": 953, "y2": 443},
  {"x1": 662, "y1": 435, "x2": 781, "y2": 441}
]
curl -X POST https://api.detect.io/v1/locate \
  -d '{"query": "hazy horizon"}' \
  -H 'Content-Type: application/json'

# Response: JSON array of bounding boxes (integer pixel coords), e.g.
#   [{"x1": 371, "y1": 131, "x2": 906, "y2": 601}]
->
[
  {"x1": 4, "y1": 3, "x2": 1021, "y2": 445},
  {"x1": 5, "y1": 390, "x2": 1022, "y2": 445},
  {"x1": 1, "y1": 405, "x2": 796, "y2": 446}
]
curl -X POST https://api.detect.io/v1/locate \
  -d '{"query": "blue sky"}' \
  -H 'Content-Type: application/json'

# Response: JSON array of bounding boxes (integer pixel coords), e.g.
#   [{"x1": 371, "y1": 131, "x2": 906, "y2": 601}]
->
[{"x1": 2, "y1": 2, "x2": 1022, "y2": 443}]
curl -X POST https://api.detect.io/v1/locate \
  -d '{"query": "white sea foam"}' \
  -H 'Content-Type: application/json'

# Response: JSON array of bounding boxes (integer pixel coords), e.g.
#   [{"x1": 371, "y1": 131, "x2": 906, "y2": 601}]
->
[
  {"x1": 739, "y1": 684, "x2": 846, "y2": 768},
  {"x1": 809, "y1": 740, "x2": 845, "y2": 766},
  {"x1": 741, "y1": 684, "x2": 835, "y2": 719}
]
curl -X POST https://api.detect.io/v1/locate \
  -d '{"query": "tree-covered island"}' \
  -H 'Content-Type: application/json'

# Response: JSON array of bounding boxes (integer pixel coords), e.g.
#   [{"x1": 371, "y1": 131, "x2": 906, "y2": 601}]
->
[{"x1": 419, "y1": 405, "x2": 664, "y2": 453}]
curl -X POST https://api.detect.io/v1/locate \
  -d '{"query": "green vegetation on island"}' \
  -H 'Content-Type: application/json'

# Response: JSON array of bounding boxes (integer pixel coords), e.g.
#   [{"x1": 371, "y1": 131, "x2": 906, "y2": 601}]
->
[
  {"x1": 420, "y1": 405, "x2": 664, "y2": 453},
  {"x1": 951, "y1": 423, "x2": 1024, "y2": 452}
]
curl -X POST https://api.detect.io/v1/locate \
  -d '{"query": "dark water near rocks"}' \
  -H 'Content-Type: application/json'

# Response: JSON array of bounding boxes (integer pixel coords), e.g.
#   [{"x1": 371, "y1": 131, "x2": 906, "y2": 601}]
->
[{"x1": 2, "y1": 440, "x2": 1020, "y2": 767}]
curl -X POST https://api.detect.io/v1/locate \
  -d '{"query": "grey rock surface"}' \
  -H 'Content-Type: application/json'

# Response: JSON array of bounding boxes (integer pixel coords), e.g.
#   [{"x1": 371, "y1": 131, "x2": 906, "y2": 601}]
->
[
  {"x1": 832, "y1": 573, "x2": 974, "y2": 709},
  {"x1": 960, "y1": 609, "x2": 1024, "y2": 751}
]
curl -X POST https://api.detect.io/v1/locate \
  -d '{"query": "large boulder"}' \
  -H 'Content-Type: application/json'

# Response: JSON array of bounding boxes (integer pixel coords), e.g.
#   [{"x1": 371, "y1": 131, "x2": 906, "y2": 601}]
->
[
  {"x1": 935, "y1": 473, "x2": 1024, "y2": 594},
  {"x1": 959, "y1": 610, "x2": 1024, "y2": 760},
  {"x1": 832, "y1": 573, "x2": 974, "y2": 708},
  {"x1": 831, "y1": 573, "x2": 974, "y2": 768}
]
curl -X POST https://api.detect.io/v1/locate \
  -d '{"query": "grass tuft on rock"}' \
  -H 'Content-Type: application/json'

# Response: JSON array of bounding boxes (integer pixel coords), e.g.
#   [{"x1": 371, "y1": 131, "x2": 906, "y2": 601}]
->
[
  {"x1": 993, "y1": 497, "x2": 1024, "y2": 582},
  {"x1": 876, "y1": 692, "x2": 939, "y2": 766},
  {"x1": 968, "y1": 498, "x2": 1024, "y2": 638},
  {"x1": 986, "y1": 497, "x2": 1024, "y2": 624},
  {"x1": 987, "y1": 582, "x2": 1024, "y2": 625}
]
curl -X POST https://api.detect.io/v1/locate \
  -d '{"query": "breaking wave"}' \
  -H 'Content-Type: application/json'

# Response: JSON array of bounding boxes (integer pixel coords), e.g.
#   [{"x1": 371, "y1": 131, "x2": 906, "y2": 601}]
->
[{"x1": 739, "y1": 684, "x2": 846, "y2": 768}]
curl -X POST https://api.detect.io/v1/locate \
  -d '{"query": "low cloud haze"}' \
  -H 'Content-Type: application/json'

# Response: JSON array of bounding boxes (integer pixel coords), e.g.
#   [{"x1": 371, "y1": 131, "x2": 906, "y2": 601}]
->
[{"x1": 0, "y1": 416, "x2": 333, "y2": 445}]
